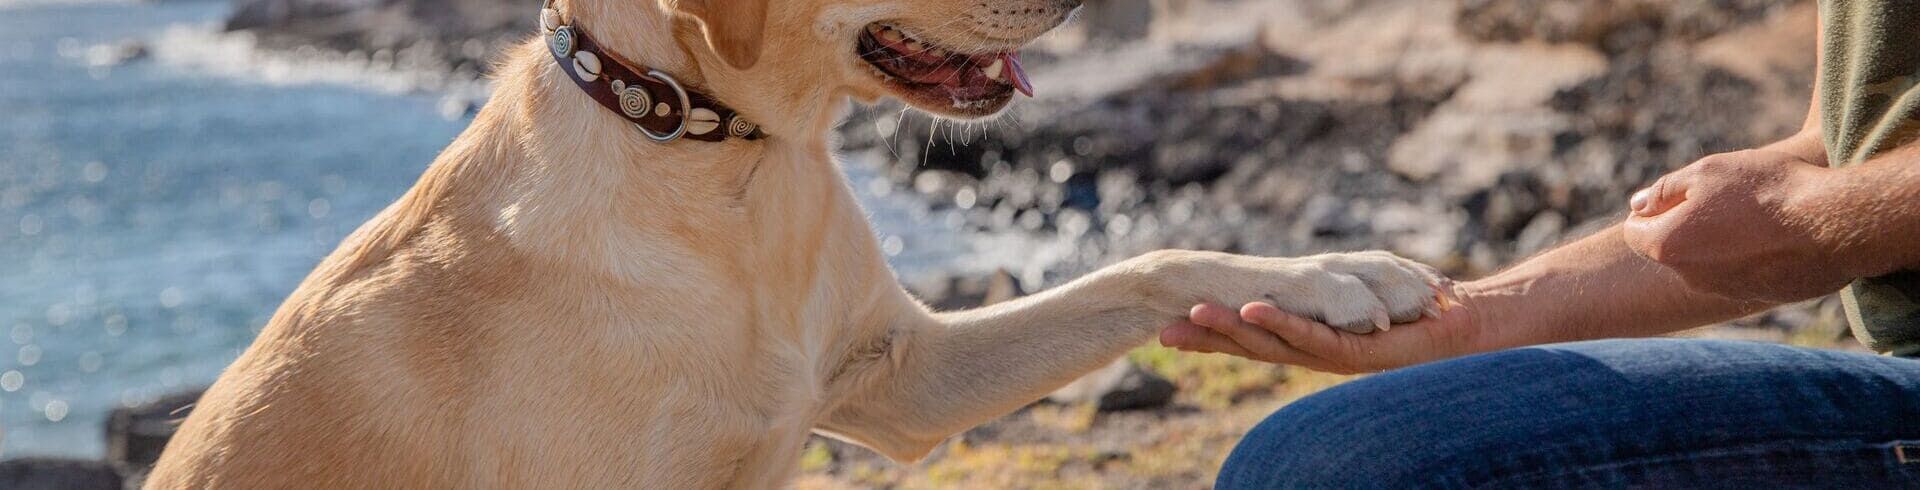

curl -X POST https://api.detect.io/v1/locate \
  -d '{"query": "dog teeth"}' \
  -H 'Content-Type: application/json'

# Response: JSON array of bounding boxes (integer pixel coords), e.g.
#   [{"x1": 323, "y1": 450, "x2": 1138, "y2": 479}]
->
[
  {"x1": 983, "y1": 58, "x2": 1005, "y2": 80},
  {"x1": 871, "y1": 24, "x2": 957, "y2": 57}
]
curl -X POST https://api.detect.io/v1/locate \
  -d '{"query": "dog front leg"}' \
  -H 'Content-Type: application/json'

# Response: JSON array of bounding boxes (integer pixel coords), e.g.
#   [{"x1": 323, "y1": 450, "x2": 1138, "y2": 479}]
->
[{"x1": 817, "y1": 250, "x2": 1445, "y2": 462}]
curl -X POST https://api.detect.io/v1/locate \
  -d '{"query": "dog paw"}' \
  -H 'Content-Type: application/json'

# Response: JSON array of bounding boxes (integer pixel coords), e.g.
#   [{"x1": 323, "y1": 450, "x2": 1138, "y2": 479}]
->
[{"x1": 1266, "y1": 251, "x2": 1450, "y2": 334}]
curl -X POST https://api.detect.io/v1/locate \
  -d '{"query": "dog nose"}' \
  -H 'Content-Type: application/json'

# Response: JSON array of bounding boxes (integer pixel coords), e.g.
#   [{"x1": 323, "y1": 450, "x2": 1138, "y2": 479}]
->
[{"x1": 1057, "y1": 0, "x2": 1083, "y2": 8}]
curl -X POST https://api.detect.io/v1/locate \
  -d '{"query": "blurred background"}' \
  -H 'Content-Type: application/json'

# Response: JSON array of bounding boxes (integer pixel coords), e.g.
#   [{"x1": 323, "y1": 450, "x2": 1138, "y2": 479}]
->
[{"x1": 0, "y1": 0, "x2": 1851, "y2": 487}]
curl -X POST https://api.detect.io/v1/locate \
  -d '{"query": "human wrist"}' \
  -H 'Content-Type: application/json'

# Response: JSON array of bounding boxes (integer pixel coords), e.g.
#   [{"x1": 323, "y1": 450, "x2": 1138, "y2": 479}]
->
[
  {"x1": 1449, "y1": 246, "x2": 1637, "y2": 351},
  {"x1": 1446, "y1": 277, "x2": 1534, "y2": 355}
]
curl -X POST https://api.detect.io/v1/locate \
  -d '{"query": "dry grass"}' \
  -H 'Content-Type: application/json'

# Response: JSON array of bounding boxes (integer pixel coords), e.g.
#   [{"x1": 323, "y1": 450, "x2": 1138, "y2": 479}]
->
[
  {"x1": 796, "y1": 305, "x2": 1859, "y2": 489},
  {"x1": 794, "y1": 343, "x2": 1359, "y2": 489}
]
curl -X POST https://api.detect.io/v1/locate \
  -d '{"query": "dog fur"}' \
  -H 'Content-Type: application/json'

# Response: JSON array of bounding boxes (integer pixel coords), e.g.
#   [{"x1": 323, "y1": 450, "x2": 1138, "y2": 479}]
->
[{"x1": 145, "y1": 0, "x2": 1444, "y2": 487}]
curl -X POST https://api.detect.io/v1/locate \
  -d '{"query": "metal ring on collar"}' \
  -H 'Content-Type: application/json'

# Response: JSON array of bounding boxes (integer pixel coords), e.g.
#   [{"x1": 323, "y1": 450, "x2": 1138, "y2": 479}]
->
[{"x1": 639, "y1": 69, "x2": 691, "y2": 142}]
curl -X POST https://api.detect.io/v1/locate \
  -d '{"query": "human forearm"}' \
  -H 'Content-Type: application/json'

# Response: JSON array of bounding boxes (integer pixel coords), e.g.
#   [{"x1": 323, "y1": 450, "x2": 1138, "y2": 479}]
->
[
  {"x1": 1166, "y1": 214, "x2": 1784, "y2": 373},
  {"x1": 1459, "y1": 225, "x2": 1773, "y2": 350},
  {"x1": 1795, "y1": 149, "x2": 1920, "y2": 277},
  {"x1": 1461, "y1": 130, "x2": 1837, "y2": 350},
  {"x1": 1166, "y1": 226, "x2": 1776, "y2": 373}
]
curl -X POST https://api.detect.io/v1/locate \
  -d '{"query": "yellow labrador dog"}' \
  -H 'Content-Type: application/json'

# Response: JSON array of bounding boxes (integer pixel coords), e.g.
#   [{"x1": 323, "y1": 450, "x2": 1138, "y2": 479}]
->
[{"x1": 147, "y1": 0, "x2": 1445, "y2": 487}]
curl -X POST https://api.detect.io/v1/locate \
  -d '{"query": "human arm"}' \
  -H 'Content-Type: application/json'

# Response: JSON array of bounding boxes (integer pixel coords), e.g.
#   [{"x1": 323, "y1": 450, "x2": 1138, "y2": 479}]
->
[
  {"x1": 1800, "y1": 152, "x2": 1920, "y2": 275},
  {"x1": 1156, "y1": 15, "x2": 1888, "y2": 372},
  {"x1": 1163, "y1": 120, "x2": 1920, "y2": 373},
  {"x1": 1159, "y1": 220, "x2": 1776, "y2": 373},
  {"x1": 1156, "y1": 125, "x2": 1877, "y2": 373}
]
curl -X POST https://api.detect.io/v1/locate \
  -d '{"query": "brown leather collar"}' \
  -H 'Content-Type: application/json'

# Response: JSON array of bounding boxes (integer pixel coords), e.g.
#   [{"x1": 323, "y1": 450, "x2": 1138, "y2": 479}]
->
[{"x1": 540, "y1": 4, "x2": 766, "y2": 143}]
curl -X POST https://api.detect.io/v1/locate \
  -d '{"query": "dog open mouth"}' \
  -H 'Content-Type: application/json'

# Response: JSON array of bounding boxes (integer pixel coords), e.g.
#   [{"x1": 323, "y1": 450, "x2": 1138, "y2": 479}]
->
[{"x1": 856, "y1": 22, "x2": 1033, "y2": 116}]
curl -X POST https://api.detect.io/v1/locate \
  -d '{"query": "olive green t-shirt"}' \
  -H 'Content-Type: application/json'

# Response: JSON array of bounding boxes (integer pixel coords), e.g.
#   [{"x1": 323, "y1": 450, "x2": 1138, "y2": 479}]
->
[{"x1": 1820, "y1": 0, "x2": 1920, "y2": 357}]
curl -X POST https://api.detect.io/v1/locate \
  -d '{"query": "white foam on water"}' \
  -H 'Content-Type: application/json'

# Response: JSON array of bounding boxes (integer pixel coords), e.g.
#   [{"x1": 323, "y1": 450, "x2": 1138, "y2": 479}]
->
[
  {"x1": 0, "y1": 0, "x2": 137, "y2": 11},
  {"x1": 145, "y1": 23, "x2": 490, "y2": 97},
  {"x1": 950, "y1": 227, "x2": 1083, "y2": 287}
]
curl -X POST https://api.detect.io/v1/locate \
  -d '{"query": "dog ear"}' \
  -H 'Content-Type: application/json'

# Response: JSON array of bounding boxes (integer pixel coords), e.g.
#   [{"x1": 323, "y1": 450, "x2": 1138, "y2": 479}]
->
[{"x1": 665, "y1": 0, "x2": 769, "y2": 70}]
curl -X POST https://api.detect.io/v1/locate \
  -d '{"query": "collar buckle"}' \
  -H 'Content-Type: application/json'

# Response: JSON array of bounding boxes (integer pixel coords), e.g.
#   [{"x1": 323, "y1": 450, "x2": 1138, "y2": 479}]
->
[
  {"x1": 539, "y1": 1, "x2": 764, "y2": 143},
  {"x1": 639, "y1": 69, "x2": 691, "y2": 142}
]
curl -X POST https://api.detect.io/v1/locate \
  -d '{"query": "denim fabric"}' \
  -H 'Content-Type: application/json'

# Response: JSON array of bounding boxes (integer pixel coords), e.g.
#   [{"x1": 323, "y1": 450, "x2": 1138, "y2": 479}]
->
[{"x1": 1217, "y1": 339, "x2": 1920, "y2": 488}]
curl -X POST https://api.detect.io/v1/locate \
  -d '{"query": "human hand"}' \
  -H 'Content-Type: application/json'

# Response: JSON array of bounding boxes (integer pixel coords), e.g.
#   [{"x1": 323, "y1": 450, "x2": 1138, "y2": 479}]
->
[
  {"x1": 1622, "y1": 149, "x2": 1854, "y2": 303},
  {"x1": 1158, "y1": 298, "x2": 1485, "y2": 374}
]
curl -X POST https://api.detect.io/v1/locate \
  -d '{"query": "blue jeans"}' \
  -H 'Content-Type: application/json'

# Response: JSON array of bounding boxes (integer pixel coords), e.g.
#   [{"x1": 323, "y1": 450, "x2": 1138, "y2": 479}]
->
[{"x1": 1218, "y1": 339, "x2": 1920, "y2": 488}]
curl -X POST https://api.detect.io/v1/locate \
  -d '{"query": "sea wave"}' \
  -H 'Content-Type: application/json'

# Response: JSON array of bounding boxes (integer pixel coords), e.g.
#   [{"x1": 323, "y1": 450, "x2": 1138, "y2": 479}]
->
[
  {"x1": 139, "y1": 22, "x2": 1060, "y2": 281},
  {"x1": 0, "y1": 0, "x2": 137, "y2": 11},
  {"x1": 144, "y1": 23, "x2": 492, "y2": 101}
]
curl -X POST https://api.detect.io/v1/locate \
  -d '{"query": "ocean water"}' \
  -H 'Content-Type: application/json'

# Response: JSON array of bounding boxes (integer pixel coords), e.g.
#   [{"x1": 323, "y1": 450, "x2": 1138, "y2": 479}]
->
[{"x1": 0, "y1": 0, "x2": 1066, "y2": 457}]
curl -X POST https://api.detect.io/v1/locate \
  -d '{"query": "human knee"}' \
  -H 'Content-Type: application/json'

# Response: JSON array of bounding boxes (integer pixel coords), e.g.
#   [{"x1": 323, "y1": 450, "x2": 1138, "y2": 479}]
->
[{"x1": 1215, "y1": 377, "x2": 1454, "y2": 488}]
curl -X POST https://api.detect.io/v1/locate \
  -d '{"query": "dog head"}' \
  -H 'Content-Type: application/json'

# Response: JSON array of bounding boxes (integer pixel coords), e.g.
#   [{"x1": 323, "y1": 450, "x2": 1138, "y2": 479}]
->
[{"x1": 664, "y1": 0, "x2": 1080, "y2": 129}]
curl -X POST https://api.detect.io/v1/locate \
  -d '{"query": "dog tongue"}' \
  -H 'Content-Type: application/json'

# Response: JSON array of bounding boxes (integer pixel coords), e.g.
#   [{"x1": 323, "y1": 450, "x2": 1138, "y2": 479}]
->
[
  {"x1": 999, "y1": 52, "x2": 1033, "y2": 97},
  {"x1": 902, "y1": 49, "x2": 1034, "y2": 97}
]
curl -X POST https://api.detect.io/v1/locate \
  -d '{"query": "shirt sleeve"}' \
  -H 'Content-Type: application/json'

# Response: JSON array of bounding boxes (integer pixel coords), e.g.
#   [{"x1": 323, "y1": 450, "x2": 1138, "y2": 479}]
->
[{"x1": 1819, "y1": 0, "x2": 1920, "y2": 356}]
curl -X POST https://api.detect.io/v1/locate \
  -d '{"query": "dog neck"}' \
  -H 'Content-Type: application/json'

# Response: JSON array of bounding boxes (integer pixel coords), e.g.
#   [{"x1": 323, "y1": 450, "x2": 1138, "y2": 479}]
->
[
  {"x1": 408, "y1": 27, "x2": 844, "y2": 281},
  {"x1": 551, "y1": 0, "x2": 699, "y2": 88},
  {"x1": 550, "y1": 0, "x2": 845, "y2": 137}
]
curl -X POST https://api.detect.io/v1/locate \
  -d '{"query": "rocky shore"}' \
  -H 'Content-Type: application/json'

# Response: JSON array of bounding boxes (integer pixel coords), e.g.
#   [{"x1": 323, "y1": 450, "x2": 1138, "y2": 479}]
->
[
  {"x1": 4, "y1": 0, "x2": 1857, "y2": 488},
  {"x1": 851, "y1": 0, "x2": 1814, "y2": 281},
  {"x1": 205, "y1": 0, "x2": 1825, "y2": 291},
  {"x1": 0, "y1": 390, "x2": 199, "y2": 489},
  {"x1": 223, "y1": 0, "x2": 532, "y2": 77}
]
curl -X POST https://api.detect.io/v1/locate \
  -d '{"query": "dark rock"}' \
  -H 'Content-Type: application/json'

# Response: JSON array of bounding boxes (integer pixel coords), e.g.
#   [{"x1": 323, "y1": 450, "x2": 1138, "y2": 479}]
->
[
  {"x1": 1456, "y1": 0, "x2": 1796, "y2": 53},
  {"x1": 1294, "y1": 195, "x2": 1364, "y2": 239},
  {"x1": 1046, "y1": 360, "x2": 1177, "y2": 412},
  {"x1": 1514, "y1": 211, "x2": 1568, "y2": 257},
  {"x1": 840, "y1": 34, "x2": 1441, "y2": 280},
  {"x1": 980, "y1": 269, "x2": 1026, "y2": 306},
  {"x1": 0, "y1": 458, "x2": 124, "y2": 490},
  {"x1": 1547, "y1": 45, "x2": 1771, "y2": 219},
  {"x1": 1081, "y1": 0, "x2": 1154, "y2": 41},
  {"x1": 83, "y1": 40, "x2": 150, "y2": 68},
  {"x1": 226, "y1": 0, "x2": 533, "y2": 70},
  {"x1": 912, "y1": 269, "x2": 1024, "y2": 311},
  {"x1": 1459, "y1": 171, "x2": 1548, "y2": 245},
  {"x1": 106, "y1": 389, "x2": 205, "y2": 472},
  {"x1": 438, "y1": 93, "x2": 482, "y2": 120},
  {"x1": 222, "y1": 0, "x2": 1813, "y2": 289},
  {"x1": 906, "y1": 267, "x2": 1174, "y2": 412}
]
